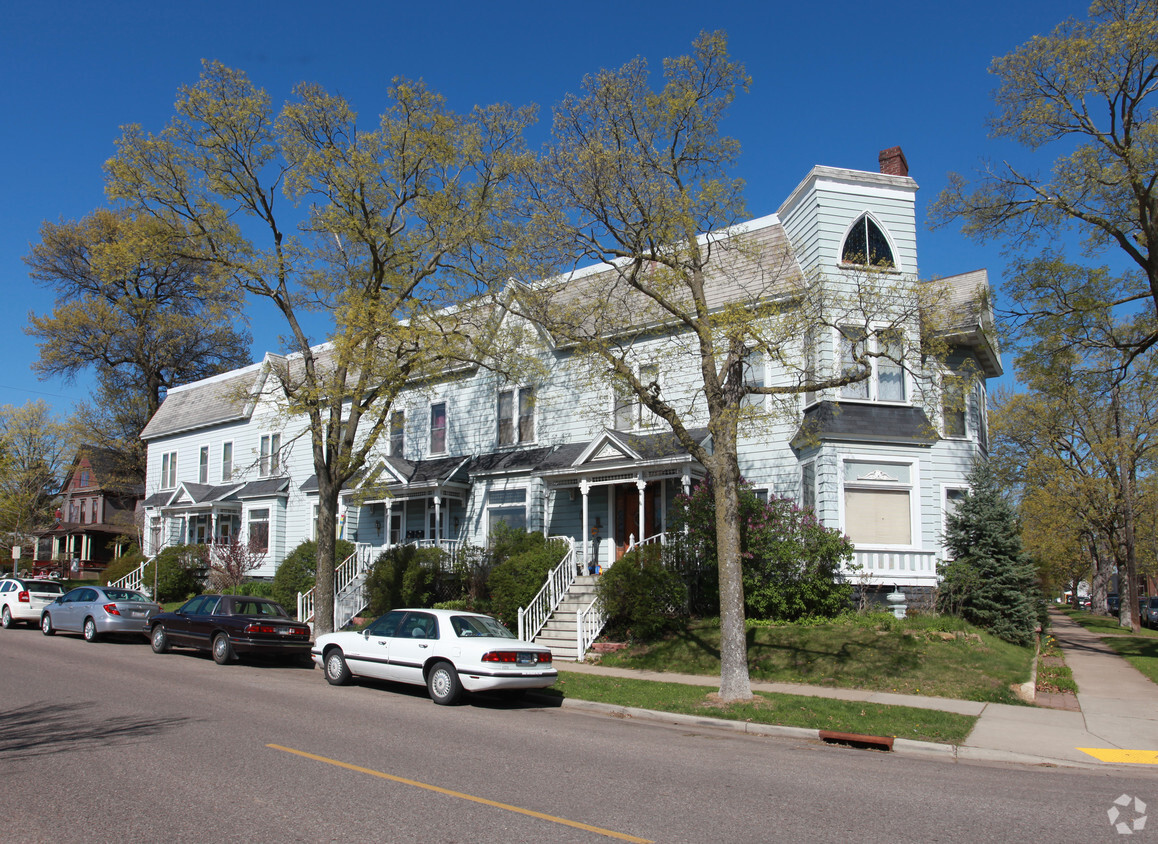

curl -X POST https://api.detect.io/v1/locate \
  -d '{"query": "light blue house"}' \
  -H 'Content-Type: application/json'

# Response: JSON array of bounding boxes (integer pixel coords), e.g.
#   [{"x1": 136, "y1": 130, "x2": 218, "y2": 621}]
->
[{"x1": 139, "y1": 148, "x2": 999, "y2": 645}]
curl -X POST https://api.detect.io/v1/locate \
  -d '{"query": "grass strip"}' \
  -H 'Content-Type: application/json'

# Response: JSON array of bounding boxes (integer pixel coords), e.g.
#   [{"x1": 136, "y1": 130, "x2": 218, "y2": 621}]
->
[
  {"x1": 543, "y1": 671, "x2": 976, "y2": 745},
  {"x1": 1060, "y1": 609, "x2": 1158, "y2": 638},
  {"x1": 595, "y1": 615, "x2": 1032, "y2": 704}
]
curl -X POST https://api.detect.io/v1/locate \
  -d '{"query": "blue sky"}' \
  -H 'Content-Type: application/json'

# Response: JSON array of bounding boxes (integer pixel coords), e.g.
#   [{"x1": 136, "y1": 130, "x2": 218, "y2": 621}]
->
[{"x1": 0, "y1": 0, "x2": 1093, "y2": 415}]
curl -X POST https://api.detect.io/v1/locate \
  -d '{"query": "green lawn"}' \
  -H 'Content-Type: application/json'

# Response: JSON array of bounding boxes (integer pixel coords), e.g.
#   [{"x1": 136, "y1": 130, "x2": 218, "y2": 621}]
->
[
  {"x1": 1063, "y1": 609, "x2": 1158, "y2": 684},
  {"x1": 592, "y1": 614, "x2": 1033, "y2": 704},
  {"x1": 541, "y1": 671, "x2": 977, "y2": 744}
]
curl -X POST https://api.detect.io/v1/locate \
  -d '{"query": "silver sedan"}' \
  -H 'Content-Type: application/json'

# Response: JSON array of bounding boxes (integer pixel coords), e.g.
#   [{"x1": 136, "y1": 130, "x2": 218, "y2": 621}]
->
[{"x1": 40, "y1": 586, "x2": 160, "y2": 642}]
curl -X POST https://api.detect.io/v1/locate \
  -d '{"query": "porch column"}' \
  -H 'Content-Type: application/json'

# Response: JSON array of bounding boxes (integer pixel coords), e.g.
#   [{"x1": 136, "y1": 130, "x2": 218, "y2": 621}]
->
[
  {"x1": 580, "y1": 480, "x2": 591, "y2": 567},
  {"x1": 681, "y1": 471, "x2": 691, "y2": 496},
  {"x1": 636, "y1": 477, "x2": 647, "y2": 544},
  {"x1": 433, "y1": 495, "x2": 442, "y2": 542},
  {"x1": 211, "y1": 512, "x2": 218, "y2": 543},
  {"x1": 384, "y1": 500, "x2": 393, "y2": 546}
]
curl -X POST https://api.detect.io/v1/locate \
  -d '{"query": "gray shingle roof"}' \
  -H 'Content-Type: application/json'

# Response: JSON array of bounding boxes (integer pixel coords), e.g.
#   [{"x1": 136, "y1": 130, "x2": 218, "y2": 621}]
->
[
  {"x1": 141, "y1": 366, "x2": 265, "y2": 440},
  {"x1": 792, "y1": 401, "x2": 937, "y2": 448}
]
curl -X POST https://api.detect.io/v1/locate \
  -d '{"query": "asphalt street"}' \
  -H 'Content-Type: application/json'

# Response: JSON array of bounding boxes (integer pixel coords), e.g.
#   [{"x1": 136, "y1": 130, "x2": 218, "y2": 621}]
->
[{"x1": 2, "y1": 628, "x2": 1156, "y2": 843}]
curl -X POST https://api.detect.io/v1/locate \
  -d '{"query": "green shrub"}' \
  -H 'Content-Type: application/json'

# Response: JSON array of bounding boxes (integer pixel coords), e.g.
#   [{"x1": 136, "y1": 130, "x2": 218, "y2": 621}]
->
[
  {"x1": 142, "y1": 545, "x2": 204, "y2": 602},
  {"x1": 232, "y1": 580, "x2": 275, "y2": 598},
  {"x1": 487, "y1": 531, "x2": 569, "y2": 628},
  {"x1": 598, "y1": 545, "x2": 688, "y2": 640},
  {"x1": 272, "y1": 539, "x2": 355, "y2": 609},
  {"x1": 365, "y1": 545, "x2": 455, "y2": 616},
  {"x1": 742, "y1": 496, "x2": 854, "y2": 622},
  {"x1": 101, "y1": 551, "x2": 145, "y2": 586}
]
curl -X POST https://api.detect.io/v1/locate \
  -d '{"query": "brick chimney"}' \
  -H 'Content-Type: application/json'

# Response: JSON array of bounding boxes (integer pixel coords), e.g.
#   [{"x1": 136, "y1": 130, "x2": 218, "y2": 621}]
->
[{"x1": 878, "y1": 146, "x2": 909, "y2": 177}]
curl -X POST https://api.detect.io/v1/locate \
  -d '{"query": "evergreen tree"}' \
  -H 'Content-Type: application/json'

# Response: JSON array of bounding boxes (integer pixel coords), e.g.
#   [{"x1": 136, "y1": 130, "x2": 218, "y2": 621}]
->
[{"x1": 939, "y1": 461, "x2": 1039, "y2": 646}]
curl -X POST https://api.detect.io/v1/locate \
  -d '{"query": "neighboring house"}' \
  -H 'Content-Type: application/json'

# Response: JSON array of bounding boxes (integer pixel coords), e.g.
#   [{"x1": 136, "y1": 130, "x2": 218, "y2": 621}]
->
[
  {"x1": 139, "y1": 148, "x2": 1000, "y2": 607},
  {"x1": 34, "y1": 447, "x2": 143, "y2": 578}
]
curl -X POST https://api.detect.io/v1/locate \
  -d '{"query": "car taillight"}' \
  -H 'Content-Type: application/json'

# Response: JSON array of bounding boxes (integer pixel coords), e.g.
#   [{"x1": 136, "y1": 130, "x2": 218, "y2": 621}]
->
[
  {"x1": 245, "y1": 624, "x2": 277, "y2": 635},
  {"x1": 17, "y1": 591, "x2": 29, "y2": 603},
  {"x1": 482, "y1": 651, "x2": 552, "y2": 664},
  {"x1": 104, "y1": 603, "x2": 121, "y2": 616}
]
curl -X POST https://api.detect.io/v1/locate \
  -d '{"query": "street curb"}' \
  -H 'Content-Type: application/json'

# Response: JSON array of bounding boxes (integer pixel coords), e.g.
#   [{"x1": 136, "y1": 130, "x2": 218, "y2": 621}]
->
[{"x1": 543, "y1": 695, "x2": 1101, "y2": 769}]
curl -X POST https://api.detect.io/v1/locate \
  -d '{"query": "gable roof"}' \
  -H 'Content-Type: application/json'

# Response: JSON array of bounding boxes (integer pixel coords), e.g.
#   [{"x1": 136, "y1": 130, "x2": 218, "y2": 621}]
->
[{"x1": 140, "y1": 362, "x2": 268, "y2": 441}]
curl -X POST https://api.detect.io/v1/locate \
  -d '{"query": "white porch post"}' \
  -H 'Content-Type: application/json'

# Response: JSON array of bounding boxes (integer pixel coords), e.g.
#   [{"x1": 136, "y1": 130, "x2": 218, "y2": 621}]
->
[
  {"x1": 580, "y1": 480, "x2": 591, "y2": 568},
  {"x1": 636, "y1": 476, "x2": 647, "y2": 543},
  {"x1": 385, "y1": 500, "x2": 393, "y2": 546},
  {"x1": 433, "y1": 495, "x2": 442, "y2": 543}
]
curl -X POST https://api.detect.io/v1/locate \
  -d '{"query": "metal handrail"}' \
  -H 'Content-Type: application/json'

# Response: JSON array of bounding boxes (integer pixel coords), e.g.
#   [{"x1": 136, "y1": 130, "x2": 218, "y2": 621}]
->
[{"x1": 517, "y1": 537, "x2": 577, "y2": 642}]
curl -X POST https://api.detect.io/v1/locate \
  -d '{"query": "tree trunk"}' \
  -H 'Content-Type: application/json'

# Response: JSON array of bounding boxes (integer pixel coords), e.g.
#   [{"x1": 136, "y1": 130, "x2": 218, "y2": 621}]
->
[
  {"x1": 313, "y1": 476, "x2": 339, "y2": 635},
  {"x1": 706, "y1": 443, "x2": 752, "y2": 701}
]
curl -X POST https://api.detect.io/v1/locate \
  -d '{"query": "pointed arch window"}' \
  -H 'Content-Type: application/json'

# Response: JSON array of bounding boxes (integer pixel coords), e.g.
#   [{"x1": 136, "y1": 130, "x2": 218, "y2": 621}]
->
[{"x1": 841, "y1": 215, "x2": 895, "y2": 268}]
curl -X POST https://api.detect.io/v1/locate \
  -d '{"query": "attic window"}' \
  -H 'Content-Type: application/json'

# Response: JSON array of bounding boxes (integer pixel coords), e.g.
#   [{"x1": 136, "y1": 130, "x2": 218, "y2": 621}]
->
[{"x1": 841, "y1": 216, "x2": 895, "y2": 268}]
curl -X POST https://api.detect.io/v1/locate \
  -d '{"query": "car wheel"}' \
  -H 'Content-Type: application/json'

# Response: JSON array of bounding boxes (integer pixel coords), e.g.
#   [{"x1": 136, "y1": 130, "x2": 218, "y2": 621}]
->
[
  {"x1": 1, "y1": 606, "x2": 12, "y2": 629},
  {"x1": 427, "y1": 660, "x2": 463, "y2": 706},
  {"x1": 211, "y1": 633, "x2": 235, "y2": 665},
  {"x1": 324, "y1": 649, "x2": 351, "y2": 685},
  {"x1": 150, "y1": 625, "x2": 169, "y2": 654},
  {"x1": 40, "y1": 613, "x2": 54, "y2": 636},
  {"x1": 83, "y1": 617, "x2": 100, "y2": 643}
]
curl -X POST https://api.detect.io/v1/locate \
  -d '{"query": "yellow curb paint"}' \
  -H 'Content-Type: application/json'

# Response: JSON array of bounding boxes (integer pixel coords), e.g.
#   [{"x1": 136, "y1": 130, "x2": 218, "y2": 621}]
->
[
  {"x1": 267, "y1": 743, "x2": 653, "y2": 843},
  {"x1": 1078, "y1": 748, "x2": 1158, "y2": 764}
]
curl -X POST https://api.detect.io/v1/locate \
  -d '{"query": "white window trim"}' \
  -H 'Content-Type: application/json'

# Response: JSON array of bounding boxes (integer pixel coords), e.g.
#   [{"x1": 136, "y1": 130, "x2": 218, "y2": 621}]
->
[
  {"x1": 742, "y1": 348, "x2": 767, "y2": 411},
  {"x1": 835, "y1": 325, "x2": 909, "y2": 405},
  {"x1": 198, "y1": 445, "x2": 209, "y2": 484},
  {"x1": 799, "y1": 457, "x2": 818, "y2": 513},
  {"x1": 246, "y1": 506, "x2": 272, "y2": 555},
  {"x1": 497, "y1": 385, "x2": 537, "y2": 446},
  {"x1": 838, "y1": 211, "x2": 902, "y2": 272},
  {"x1": 837, "y1": 454, "x2": 920, "y2": 551},
  {"x1": 485, "y1": 488, "x2": 529, "y2": 539},
  {"x1": 389, "y1": 410, "x2": 405, "y2": 458},
  {"x1": 259, "y1": 432, "x2": 281, "y2": 477},
  {"x1": 221, "y1": 441, "x2": 234, "y2": 482},
  {"x1": 429, "y1": 401, "x2": 448, "y2": 455},
  {"x1": 611, "y1": 364, "x2": 662, "y2": 431},
  {"x1": 941, "y1": 483, "x2": 970, "y2": 558},
  {"x1": 160, "y1": 450, "x2": 178, "y2": 490}
]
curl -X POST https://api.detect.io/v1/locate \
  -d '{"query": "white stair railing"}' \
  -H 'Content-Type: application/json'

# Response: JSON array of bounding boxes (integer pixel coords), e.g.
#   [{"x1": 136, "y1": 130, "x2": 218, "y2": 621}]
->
[
  {"x1": 298, "y1": 543, "x2": 374, "y2": 626},
  {"x1": 517, "y1": 537, "x2": 577, "y2": 642},
  {"x1": 109, "y1": 559, "x2": 151, "y2": 593},
  {"x1": 576, "y1": 595, "x2": 607, "y2": 661}
]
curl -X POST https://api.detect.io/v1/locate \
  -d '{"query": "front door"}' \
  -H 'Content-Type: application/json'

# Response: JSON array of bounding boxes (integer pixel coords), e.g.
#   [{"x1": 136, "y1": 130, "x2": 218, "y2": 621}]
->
[{"x1": 614, "y1": 484, "x2": 662, "y2": 559}]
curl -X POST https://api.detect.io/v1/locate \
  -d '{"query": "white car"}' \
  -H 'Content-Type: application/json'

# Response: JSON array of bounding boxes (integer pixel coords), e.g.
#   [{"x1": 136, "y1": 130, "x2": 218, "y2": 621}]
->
[
  {"x1": 0, "y1": 577, "x2": 66, "y2": 628},
  {"x1": 313, "y1": 608, "x2": 556, "y2": 705}
]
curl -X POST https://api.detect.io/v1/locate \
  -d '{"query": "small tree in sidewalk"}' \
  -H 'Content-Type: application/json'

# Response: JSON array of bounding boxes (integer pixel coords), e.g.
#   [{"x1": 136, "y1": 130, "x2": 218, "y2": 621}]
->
[{"x1": 938, "y1": 461, "x2": 1040, "y2": 646}]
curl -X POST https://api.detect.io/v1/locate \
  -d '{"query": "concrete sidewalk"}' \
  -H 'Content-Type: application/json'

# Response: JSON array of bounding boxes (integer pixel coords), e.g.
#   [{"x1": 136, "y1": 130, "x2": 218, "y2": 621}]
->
[{"x1": 553, "y1": 611, "x2": 1158, "y2": 769}]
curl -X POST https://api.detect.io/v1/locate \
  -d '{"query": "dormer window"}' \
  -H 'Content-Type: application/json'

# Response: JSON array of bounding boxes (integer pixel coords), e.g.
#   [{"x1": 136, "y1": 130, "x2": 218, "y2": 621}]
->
[{"x1": 841, "y1": 215, "x2": 895, "y2": 268}]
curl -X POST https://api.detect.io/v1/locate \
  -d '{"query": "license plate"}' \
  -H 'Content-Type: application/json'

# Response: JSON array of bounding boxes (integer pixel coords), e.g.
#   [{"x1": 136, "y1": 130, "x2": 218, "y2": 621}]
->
[{"x1": 517, "y1": 653, "x2": 536, "y2": 665}]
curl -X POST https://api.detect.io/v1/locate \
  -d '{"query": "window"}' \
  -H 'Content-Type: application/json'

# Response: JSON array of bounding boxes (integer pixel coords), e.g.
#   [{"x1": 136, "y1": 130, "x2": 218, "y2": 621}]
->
[
  {"x1": 487, "y1": 488, "x2": 527, "y2": 533},
  {"x1": 198, "y1": 446, "x2": 209, "y2": 484},
  {"x1": 942, "y1": 377, "x2": 968, "y2": 438},
  {"x1": 260, "y1": 433, "x2": 281, "y2": 477},
  {"x1": 221, "y1": 442, "x2": 233, "y2": 482},
  {"x1": 842, "y1": 459, "x2": 916, "y2": 547},
  {"x1": 389, "y1": 411, "x2": 404, "y2": 457},
  {"x1": 800, "y1": 461, "x2": 816, "y2": 512},
  {"x1": 160, "y1": 451, "x2": 178, "y2": 489},
  {"x1": 430, "y1": 402, "x2": 447, "y2": 453},
  {"x1": 79, "y1": 470, "x2": 91, "y2": 487},
  {"x1": 841, "y1": 215, "x2": 895, "y2": 268},
  {"x1": 613, "y1": 364, "x2": 659, "y2": 429},
  {"x1": 839, "y1": 327, "x2": 906, "y2": 402},
  {"x1": 248, "y1": 508, "x2": 270, "y2": 554},
  {"x1": 742, "y1": 349, "x2": 765, "y2": 409},
  {"x1": 80, "y1": 500, "x2": 88, "y2": 524},
  {"x1": 943, "y1": 487, "x2": 969, "y2": 557},
  {"x1": 804, "y1": 330, "x2": 818, "y2": 406},
  {"x1": 498, "y1": 387, "x2": 536, "y2": 445}
]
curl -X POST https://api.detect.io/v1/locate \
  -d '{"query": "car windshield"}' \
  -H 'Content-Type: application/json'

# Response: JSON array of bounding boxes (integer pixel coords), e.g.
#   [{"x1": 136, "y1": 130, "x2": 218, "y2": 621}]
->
[
  {"x1": 104, "y1": 589, "x2": 150, "y2": 602},
  {"x1": 450, "y1": 615, "x2": 516, "y2": 639},
  {"x1": 1148, "y1": 598, "x2": 1158, "y2": 609}
]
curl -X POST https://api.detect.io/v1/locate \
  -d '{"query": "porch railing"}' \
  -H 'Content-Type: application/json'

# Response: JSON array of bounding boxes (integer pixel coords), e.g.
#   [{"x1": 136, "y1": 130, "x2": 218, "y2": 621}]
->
[
  {"x1": 847, "y1": 549, "x2": 939, "y2": 581},
  {"x1": 517, "y1": 536, "x2": 577, "y2": 642},
  {"x1": 576, "y1": 596, "x2": 606, "y2": 661}
]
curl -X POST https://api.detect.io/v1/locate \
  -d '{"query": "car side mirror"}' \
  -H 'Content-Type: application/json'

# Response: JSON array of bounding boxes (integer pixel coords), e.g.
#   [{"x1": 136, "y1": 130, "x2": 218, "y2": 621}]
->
[{"x1": 363, "y1": 629, "x2": 370, "y2": 639}]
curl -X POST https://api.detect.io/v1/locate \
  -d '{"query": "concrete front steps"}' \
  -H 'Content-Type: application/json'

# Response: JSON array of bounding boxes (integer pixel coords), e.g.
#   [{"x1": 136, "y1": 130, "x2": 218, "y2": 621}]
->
[{"x1": 533, "y1": 575, "x2": 600, "y2": 661}]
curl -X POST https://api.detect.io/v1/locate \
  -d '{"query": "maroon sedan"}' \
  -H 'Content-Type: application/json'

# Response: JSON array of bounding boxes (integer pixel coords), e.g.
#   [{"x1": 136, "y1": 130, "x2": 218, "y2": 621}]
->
[{"x1": 147, "y1": 594, "x2": 312, "y2": 665}]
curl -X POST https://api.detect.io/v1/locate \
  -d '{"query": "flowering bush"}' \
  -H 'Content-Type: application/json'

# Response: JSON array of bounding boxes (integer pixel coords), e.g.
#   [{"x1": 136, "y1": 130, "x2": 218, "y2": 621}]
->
[{"x1": 666, "y1": 479, "x2": 853, "y2": 622}]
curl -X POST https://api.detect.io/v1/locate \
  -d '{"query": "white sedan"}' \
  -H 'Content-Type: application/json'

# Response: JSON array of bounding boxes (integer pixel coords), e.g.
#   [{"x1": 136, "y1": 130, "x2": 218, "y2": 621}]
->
[{"x1": 312, "y1": 608, "x2": 556, "y2": 705}]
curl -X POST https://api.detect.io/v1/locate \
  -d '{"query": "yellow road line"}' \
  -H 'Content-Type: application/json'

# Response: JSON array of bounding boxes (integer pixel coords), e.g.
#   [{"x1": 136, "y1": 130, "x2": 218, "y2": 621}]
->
[
  {"x1": 267, "y1": 743, "x2": 653, "y2": 843},
  {"x1": 1078, "y1": 748, "x2": 1158, "y2": 764}
]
